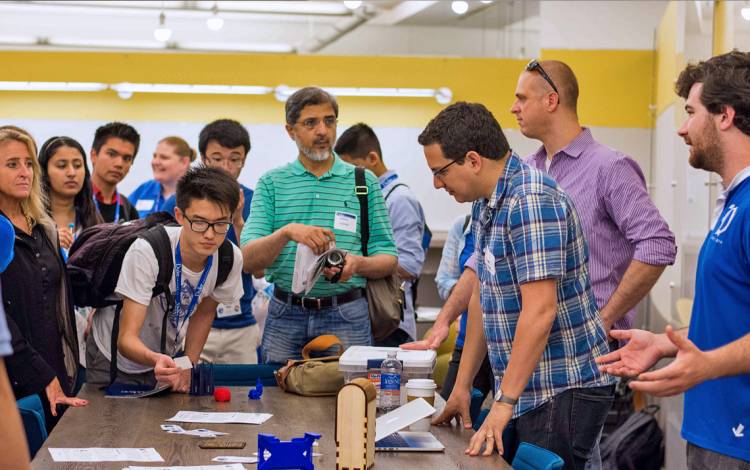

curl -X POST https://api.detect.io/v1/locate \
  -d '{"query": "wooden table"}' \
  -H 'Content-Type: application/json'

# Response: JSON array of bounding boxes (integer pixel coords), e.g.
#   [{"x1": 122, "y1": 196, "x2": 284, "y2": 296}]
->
[{"x1": 33, "y1": 386, "x2": 510, "y2": 469}]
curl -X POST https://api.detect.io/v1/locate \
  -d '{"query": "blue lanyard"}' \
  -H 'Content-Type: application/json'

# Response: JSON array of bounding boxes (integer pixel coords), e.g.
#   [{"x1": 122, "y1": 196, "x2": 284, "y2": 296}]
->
[
  {"x1": 380, "y1": 173, "x2": 398, "y2": 190},
  {"x1": 173, "y1": 240, "x2": 213, "y2": 349},
  {"x1": 94, "y1": 193, "x2": 120, "y2": 222}
]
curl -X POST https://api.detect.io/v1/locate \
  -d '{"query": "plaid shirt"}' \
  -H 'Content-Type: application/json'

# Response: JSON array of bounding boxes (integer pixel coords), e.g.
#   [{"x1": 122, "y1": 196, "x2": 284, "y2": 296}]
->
[{"x1": 473, "y1": 153, "x2": 613, "y2": 419}]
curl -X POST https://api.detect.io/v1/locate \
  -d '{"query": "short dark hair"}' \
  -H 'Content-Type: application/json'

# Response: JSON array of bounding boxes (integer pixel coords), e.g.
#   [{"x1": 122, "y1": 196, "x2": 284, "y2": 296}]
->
[
  {"x1": 676, "y1": 50, "x2": 750, "y2": 137},
  {"x1": 198, "y1": 119, "x2": 251, "y2": 158},
  {"x1": 334, "y1": 123, "x2": 383, "y2": 161},
  {"x1": 92, "y1": 121, "x2": 140, "y2": 157},
  {"x1": 176, "y1": 166, "x2": 240, "y2": 215},
  {"x1": 285, "y1": 87, "x2": 339, "y2": 125},
  {"x1": 540, "y1": 60, "x2": 579, "y2": 112},
  {"x1": 418, "y1": 102, "x2": 510, "y2": 161}
]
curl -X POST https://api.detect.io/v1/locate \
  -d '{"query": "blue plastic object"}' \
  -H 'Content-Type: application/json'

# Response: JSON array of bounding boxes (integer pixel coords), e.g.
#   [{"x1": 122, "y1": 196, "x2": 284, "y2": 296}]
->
[
  {"x1": 511, "y1": 442, "x2": 565, "y2": 470},
  {"x1": 248, "y1": 377, "x2": 263, "y2": 400},
  {"x1": 190, "y1": 363, "x2": 214, "y2": 395},
  {"x1": 16, "y1": 394, "x2": 48, "y2": 458},
  {"x1": 258, "y1": 432, "x2": 321, "y2": 470},
  {"x1": 213, "y1": 363, "x2": 280, "y2": 387}
]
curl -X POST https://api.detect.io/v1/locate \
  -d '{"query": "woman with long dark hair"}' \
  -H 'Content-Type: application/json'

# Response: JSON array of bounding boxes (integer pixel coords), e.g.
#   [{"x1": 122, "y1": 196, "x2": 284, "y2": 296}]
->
[{"x1": 38, "y1": 136, "x2": 100, "y2": 251}]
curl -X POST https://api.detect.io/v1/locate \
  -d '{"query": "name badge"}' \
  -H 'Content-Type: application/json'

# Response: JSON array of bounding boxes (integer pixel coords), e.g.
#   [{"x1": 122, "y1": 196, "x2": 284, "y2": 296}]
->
[
  {"x1": 333, "y1": 211, "x2": 357, "y2": 233},
  {"x1": 135, "y1": 199, "x2": 155, "y2": 211},
  {"x1": 216, "y1": 301, "x2": 242, "y2": 318},
  {"x1": 484, "y1": 247, "x2": 496, "y2": 275}
]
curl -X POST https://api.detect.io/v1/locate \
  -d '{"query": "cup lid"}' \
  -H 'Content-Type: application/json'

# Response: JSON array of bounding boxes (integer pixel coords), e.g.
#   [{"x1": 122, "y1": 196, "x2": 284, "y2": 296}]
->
[{"x1": 406, "y1": 379, "x2": 436, "y2": 389}]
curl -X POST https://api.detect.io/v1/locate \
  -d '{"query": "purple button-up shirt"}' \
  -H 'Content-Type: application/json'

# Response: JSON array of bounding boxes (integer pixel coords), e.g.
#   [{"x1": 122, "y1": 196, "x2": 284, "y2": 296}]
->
[{"x1": 525, "y1": 128, "x2": 676, "y2": 330}]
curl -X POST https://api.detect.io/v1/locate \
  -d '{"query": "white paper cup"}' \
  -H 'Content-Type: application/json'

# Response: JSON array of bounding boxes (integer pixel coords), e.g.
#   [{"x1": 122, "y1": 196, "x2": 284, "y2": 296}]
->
[{"x1": 406, "y1": 379, "x2": 437, "y2": 432}]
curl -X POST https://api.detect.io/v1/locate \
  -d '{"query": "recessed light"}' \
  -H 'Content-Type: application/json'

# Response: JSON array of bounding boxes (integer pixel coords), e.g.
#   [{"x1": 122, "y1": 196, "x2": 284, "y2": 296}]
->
[{"x1": 451, "y1": 1, "x2": 469, "y2": 15}]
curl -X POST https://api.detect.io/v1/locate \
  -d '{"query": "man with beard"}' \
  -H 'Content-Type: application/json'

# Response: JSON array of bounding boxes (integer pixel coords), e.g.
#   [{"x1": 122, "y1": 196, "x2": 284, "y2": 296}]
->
[
  {"x1": 240, "y1": 87, "x2": 398, "y2": 363},
  {"x1": 598, "y1": 51, "x2": 750, "y2": 469}
]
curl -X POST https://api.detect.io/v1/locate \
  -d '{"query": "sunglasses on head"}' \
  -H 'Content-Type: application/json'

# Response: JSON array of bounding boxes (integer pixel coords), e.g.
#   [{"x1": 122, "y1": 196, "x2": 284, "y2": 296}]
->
[{"x1": 526, "y1": 59, "x2": 559, "y2": 94}]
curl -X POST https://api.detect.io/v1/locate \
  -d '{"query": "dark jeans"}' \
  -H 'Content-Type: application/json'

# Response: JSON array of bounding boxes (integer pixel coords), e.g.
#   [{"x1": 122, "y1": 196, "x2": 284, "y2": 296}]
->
[
  {"x1": 687, "y1": 443, "x2": 750, "y2": 470},
  {"x1": 440, "y1": 346, "x2": 495, "y2": 401},
  {"x1": 502, "y1": 384, "x2": 615, "y2": 470}
]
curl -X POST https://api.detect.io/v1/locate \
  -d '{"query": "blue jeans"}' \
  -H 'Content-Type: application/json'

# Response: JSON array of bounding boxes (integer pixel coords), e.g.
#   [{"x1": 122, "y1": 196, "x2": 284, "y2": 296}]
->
[
  {"x1": 501, "y1": 385, "x2": 614, "y2": 470},
  {"x1": 687, "y1": 443, "x2": 750, "y2": 470},
  {"x1": 261, "y1": 296, "x2": 371, "y2": 364}
]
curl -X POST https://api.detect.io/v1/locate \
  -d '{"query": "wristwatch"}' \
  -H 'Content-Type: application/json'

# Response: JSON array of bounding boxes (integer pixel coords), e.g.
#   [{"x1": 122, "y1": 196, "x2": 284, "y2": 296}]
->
[{"x1": 494, "y1": 389, "x2": 518, "y2": 406}]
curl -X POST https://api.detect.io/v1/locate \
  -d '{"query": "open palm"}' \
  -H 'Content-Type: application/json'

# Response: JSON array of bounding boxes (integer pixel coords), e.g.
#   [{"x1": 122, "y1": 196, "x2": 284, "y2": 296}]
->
[{"x1": 596, "y1": 329, "x2": 667, "y2": 377}]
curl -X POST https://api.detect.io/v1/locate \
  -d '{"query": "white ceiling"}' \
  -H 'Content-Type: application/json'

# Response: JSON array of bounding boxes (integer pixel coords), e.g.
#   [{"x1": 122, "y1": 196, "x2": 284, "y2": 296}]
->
[{"x1": 0, "y1": 0, "x2": 539, "y2": 56}]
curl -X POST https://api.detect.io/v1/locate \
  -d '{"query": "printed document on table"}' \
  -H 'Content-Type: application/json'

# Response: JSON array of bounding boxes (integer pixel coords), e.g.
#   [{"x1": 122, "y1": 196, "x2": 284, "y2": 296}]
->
[
  {"x1": 123, "y1": 465, "x2": 246, "y2": 470},
  {"x1": 166, "y1": 411, "x2": 272, "y2": 425},
  {"x1": 49, "y1": 448, "x2": 163, "y2": 462}
]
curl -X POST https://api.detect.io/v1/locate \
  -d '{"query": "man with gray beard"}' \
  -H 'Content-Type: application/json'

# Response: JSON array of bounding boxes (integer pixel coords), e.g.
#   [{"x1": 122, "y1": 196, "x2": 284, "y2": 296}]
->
[{"x1": 240, "y1": 87, "x2": 398, "y2": 363}]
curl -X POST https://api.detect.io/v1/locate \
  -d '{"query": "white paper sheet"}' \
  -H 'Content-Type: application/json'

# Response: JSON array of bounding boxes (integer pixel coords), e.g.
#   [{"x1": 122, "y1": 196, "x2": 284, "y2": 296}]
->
[
  {"x1": 123, "y1": 465, "x2": 246, "y2": 470},
  {"x1": 212, "y1": 456, "x2": 258, "y2": 463},
  {"x1": 49, "y1": 448, "x2": 163, "y2": 462},
  {"x1": 166, "y1": 411, "x2": 272, "y2": 425},
  {"x1": 375, "y1": 398, "x2": 436, "y2": 442}
]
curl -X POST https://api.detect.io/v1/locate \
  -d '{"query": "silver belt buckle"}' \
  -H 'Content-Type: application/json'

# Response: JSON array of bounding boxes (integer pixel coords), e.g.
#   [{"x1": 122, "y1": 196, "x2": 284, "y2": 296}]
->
[{"x1": 302, "y1": 296, "x2": 322, "y2": 309}]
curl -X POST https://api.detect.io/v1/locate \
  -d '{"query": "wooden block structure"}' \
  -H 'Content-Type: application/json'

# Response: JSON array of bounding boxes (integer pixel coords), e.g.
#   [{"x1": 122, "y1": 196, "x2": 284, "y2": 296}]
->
[{"x1": 336, "y1": 377, "x2": 377, "y2": 470}]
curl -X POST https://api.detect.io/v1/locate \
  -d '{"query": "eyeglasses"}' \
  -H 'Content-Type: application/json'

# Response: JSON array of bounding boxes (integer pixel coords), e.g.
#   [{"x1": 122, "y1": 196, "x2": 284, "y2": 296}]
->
[
  {"x1": 431, "y1": 158, "x2": 462, "y2": 180},
  {"x1": 526, "y1": 59, "x2": 559, "y2": 94},
  {"x1": 184, "y1": 215, "x2": 232, "y2": 234},
  {"x1": 296, "y1": 116, "x2": 337, "y2": 130},
  {"x1": 207, "y1": 156, "x2": 245, "y2": 168}
]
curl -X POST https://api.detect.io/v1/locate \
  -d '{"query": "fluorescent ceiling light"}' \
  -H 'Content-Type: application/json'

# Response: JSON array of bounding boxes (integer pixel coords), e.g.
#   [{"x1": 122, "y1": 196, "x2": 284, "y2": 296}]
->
[
  {"x1": 110, "y1": 83, "x2": 272, "y2": 98},
  {"x1": 48, "y1": 37, "x2": 165, "y2": 50},
  {"x1": 451, "y1": 1, "x2": 469, "y2": 15},
  {"x1": 0, "y1": 35, "x2": 38, "y2": 46},
  {"x1": 0, "y1": 81, "x2": 108, "y2": 92},
  {"x1": 742, "y1": 6, "x2": 750, "y2": 21},
  {"x1": 198, "y1": 1, "x2": 349, "y2": 15},
  {"x1": 177, "y1": 41, "x2": 294, "y2": 53},
  {"x1": 274, "y1": 85, "x2": 453, "y2": 104}
]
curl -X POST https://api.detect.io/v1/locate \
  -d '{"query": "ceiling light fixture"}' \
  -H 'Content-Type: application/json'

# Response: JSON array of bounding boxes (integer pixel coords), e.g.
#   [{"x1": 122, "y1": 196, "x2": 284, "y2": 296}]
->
[
  {"x1": 742, "y1": 6, "x2": 750, "y2": 20},
  {"x1": 451, "y1": 1, "x2": 469, "y2": 15},
  {"x1": 153, "y1": 11, "x2": 172, "y2": 42},
  {"x1": 274, "y1": 85, "x2": 453, "y2": 104},
  {"x1": 111, "y1": 82, "x2": 272, "y2": 99},
  {"x1": 343, "y1": 1, "x2": 363, "y2": 9},
  {"x1": 0, "y1": 81, "x2": 108, "y2": 92},
  {"x1": 206, "y1": 2, "x2": 224, "y2": 31}
]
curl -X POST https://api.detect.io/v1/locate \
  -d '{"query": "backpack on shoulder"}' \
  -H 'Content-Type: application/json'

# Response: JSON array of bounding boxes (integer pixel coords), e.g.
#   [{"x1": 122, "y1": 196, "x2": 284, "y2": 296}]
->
[
  {"x1": 600, "y1": 404, "x2": 664, "y2": 470},
  {"x1": 66, "y1": 211, "x2": 234, "y2": 385}
]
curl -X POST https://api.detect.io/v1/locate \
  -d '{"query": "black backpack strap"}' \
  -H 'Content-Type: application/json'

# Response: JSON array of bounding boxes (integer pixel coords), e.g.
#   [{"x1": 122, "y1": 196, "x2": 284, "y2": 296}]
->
[
  {"x1": 215, "y1": 239, "x2": 234, "y2": 287},
  {"x1": 355, "y1": 167, "x2": 369, "y2": 257},
  {"x1": 384, "y1": 183, "x2": 409, "y2": 201},
  {"x1": 462, "y1": 214, "x2": 471, "y2": 233},
  {"x1": 107, "y1": 301, "x2": 124, "y2": 388},
  {"x1": 140, "y1": 226, "x2": 175, "y2": 356}
]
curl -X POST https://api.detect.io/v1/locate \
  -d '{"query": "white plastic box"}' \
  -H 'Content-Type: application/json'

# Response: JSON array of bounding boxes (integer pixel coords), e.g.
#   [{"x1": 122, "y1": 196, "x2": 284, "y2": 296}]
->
[{"x1": 339, "y1": 346, "x2": 437, "y2": 384}]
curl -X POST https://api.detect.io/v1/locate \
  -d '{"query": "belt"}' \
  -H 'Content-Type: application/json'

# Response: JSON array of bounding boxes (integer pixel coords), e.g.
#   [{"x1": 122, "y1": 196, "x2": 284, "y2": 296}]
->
[{"x1": 273, "y1": 287, "x2": 365, "y2": 310}]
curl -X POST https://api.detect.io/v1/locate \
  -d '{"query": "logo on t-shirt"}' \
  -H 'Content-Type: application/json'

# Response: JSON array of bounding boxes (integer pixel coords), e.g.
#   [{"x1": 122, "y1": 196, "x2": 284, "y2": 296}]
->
[
  {"x1": 170, "y1": 279, "x2": 195, "y2": 327},
  {"x1": 711, "y1": 204, "x2": 738, "y2": 244}
]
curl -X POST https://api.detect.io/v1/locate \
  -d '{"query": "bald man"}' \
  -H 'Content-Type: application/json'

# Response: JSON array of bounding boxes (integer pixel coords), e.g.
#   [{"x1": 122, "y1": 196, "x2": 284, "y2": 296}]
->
[{"x1": 511, "y1": 60, "x2": 676, "y2": 338}]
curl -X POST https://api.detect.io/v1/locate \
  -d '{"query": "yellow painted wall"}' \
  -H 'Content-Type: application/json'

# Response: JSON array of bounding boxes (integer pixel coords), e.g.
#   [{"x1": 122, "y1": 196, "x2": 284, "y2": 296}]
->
[
  {"x1": 1, "y1": 50, "x2": 653, "y2": 128},
  {"x1": 653, "y1": 1, "x2": 685, "y2": 118},
  {"x1": 540, "y1": 49, "x2": 654, "y2": 128}
]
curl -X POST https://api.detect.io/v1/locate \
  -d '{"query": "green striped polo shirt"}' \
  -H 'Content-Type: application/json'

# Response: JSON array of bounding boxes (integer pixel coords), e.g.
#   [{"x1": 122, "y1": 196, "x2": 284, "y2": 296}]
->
[{"x1": 241, "y1": 154, "x2": 397, "y2": 297}]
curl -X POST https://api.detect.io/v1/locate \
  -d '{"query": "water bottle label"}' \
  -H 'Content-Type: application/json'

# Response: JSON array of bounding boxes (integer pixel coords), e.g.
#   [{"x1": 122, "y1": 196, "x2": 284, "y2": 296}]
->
[{"x1": 381, "y1": 373, "x2": 400, "y2": 391}]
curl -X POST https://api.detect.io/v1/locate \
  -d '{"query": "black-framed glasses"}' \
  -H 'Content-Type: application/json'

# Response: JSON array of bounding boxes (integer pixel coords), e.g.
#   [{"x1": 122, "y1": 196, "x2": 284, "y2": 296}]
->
[
  {"x1": 296, "y1": 116, "x2": 337, "y2": 130},
  {"x1": 184, "y1": 215, "x2": 232, "y2": 234},
  {"x1": 526, "y1": 59, "x2": 559, "y2": 94},
  {"x1": 431, "y1": 158, "x2": 461, "y2": 180}
]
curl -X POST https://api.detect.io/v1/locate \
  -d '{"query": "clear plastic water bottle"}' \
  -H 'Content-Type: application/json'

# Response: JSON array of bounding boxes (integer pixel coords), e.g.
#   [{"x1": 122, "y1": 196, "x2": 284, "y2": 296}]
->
[{"x1": 379, "y1": 351, "x2": 402, "y2": 413}]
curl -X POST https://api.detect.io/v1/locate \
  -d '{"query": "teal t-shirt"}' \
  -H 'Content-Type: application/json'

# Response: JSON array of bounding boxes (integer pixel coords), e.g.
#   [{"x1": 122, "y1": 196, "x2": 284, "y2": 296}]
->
[{"x1": 241, "y1": 155, "x2": 397, "y2": 297}]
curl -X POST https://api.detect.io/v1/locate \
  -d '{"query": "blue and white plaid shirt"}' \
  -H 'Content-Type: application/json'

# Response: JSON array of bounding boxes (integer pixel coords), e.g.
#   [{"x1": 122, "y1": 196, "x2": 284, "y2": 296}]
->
[{"x1": 472, "y1": 153, "x2": 613, "y2": 419}]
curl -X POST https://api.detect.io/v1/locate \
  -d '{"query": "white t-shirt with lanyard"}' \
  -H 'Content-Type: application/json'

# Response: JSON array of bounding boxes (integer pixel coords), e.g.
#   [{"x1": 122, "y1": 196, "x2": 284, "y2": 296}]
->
[{"x1": 92, "y1": 226, "x2": 243, "y2": 374}]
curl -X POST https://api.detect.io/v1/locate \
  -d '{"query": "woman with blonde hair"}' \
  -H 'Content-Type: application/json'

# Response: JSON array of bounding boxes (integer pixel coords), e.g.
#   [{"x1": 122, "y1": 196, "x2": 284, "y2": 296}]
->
[
  {"x1": 129, "y1": 135, "x2": 195, "y2": 217},
  {"x1": 0, "y1": 128, "x2": 87, "y2": 429}
]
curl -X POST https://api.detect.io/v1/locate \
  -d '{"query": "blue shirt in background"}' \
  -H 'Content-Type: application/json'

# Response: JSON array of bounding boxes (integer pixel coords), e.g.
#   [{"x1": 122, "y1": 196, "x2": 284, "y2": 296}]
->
[
  {"x1": 683, "y1": 173, "x2": 750, "y2": 463},
  {"x1": 162, "y1": 184, "x2": 257, "y2": 330},
  {"x1": 129, "y1": 179, "x2": 169, "y2": 218}
]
